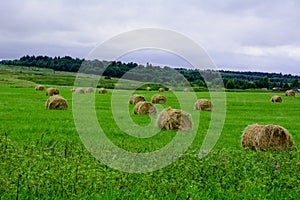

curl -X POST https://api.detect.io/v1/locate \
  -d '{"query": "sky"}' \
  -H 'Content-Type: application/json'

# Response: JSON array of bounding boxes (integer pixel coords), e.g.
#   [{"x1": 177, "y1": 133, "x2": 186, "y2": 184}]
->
[{"x1": 1, "y1": 0, "x2": 300, "y2": 75}]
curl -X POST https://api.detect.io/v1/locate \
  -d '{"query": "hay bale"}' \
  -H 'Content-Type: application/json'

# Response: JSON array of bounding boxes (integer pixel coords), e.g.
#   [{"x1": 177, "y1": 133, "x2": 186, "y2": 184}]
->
[
  {"x1": 157, "y1": 107, "x2": 192, "y2": 131},
  {"x1": 151, "y1": 94, "x2": 167, "y2": 104},
  {"x1": 98, "y1": 88, "x2": 107, "y2": 94},
  {"x1": 133, "y1": 101, "x2": 157, "y2": 115},
  {"x1": 146, "y1": 87, "x2": 152, "y2": 91},
  {"x1": 86, "y1": 87, "x2": 94, "y2": 93},
  {"x1": 35, "y1": 85, "x2": 45, "y2": 91},
  {"x1": 46, "y1": 95, "x2": 68, "y2": 110},
  {"x1": 74, "y1": 88, "x2": 85, "y2": 94},
  {"x1": 183, "y1": 88, "x2": 190, "y2": 92},
  {"x1": 271, "y1": 95, "x2": 282, "y2": 102},
  {"x1": 129, "y1": 95, "x2": 146, "y2": 104},
  {"x1": 241, "y1": 124, "x2": 294, "y2": 151},
  {"x1": 285, "y1": 90, "x2": 295, "y2": 97},
  {"x1": 46, "y1": 88, "x2": 59, "y2": 96},
  {"x1": 158, "y1": 88, "x2": 165, "y2": 92},
  {"x1": 194, "y1": 99, "x2": 213, "y2": 111}
]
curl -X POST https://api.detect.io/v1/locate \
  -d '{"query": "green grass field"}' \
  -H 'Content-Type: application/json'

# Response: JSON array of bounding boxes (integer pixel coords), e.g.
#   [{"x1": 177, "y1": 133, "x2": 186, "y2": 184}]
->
[{"x1": 1, "y1": 67, "x2": 300, "y2": 199}]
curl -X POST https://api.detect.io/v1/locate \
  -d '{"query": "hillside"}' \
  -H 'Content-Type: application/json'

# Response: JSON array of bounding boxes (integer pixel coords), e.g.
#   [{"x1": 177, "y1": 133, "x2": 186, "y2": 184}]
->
[{"x1": 1, "y1": 55, "x2": 299, "y2": 90}]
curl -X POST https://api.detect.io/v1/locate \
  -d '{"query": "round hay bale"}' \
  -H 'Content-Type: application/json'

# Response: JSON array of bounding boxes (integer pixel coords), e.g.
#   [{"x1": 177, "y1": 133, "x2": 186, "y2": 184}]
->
[
  {"x1": 271, "y1": 95, "x2": 282, "y2": 102},
  {"x1": 241, "y1": 124, "x2": 294, "y2": 151},
  {"x1": 74, "y1": 88, "x2": 85, "y2": 94},
  {"x1": 158, "y1": 87, "x2": 165, "y2": 92},
  {"x1": 183, "y1": 88, "x2": 190, "y2": 92},
  {"x1": 194, "y1": 99, "x2": 213, "y2": 111},
  {"x1": 129, "y1": 94, "x2": 146, "y2": 104},
  {"x1": 157, "y1": 107, "x2": 192, "y2": 131},
  {"x1": 46, "y1": 87, "x2": 59, "y2": 96},
  {"x1": 133, "y1": 101, "x2": 157, "y2": 115},
  {"x1": 86, "y1": 87, "x2": 94, "y2": 93},
  {"x1": 151, "y1": 94, "x2": 167, "y2": 104},
  {"x1": 146, "y1": 87, "x2": 152, "y2": 91},
  {"x1": 98, "y1": 88, "x2": 107, "y2": 94},
  {"x1": 35, "y1": 85, "x2": 45, "y2": 91},
  {"x1": 46, "y1": 95, "x2": 68, "y2": 110},
  {"x1": 285, "y1": 90, "x2": 295, "y2": 97}
]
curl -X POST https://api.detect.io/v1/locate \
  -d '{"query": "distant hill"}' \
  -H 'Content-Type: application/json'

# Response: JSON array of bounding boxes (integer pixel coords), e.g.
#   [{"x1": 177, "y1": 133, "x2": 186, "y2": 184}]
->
[{"x1": 1, "y1": 55, "x2": 299, "y2": 90}]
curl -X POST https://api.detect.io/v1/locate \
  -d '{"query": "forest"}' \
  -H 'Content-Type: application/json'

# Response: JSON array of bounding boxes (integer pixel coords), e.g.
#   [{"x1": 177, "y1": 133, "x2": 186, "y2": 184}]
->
[{"x1": 1, "y1": 55, "x2": 299, "y2": 90}]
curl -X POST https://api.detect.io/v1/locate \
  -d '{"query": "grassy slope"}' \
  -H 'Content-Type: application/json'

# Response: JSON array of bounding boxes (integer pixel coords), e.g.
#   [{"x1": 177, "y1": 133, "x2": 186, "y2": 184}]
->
[{"x1": 1, "y1": 67, "x2": 300, "y2": 199}]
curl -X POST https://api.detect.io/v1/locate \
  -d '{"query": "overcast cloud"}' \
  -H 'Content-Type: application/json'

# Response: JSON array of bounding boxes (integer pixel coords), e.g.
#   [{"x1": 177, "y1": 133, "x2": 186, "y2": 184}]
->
[{"x1": 1, "y1": 0, "x2": 300, "y2": 74}]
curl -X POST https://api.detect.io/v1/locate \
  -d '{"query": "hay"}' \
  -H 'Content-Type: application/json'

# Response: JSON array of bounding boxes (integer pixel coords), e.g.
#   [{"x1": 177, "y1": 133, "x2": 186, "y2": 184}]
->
[
  {"x1": 157, "y1": 107, "x2": 192, "y2": 131},
  {"x1": 146, "y1": 87, "x2": 152, "y2": 91},
  {"x1": 194, "y1": 99, "x2": 213, "y2": 111},
  {"x1": 86, "y1": 87, "x2": 94, "y2": 93},
  {"x1": 151, "y1": 94, "x2": 167, "y2": 104},
  {"x1": 241, "y1": 124, "x2": 294, "y2": 151},
  {"x1": 158, "y1": 87, "x2": 165, "y2": 92},
  {"x1": 134, "y1": 101, "x2": 157, "y2": 115},
  {"x1": 46, "y1": 95, "x2": 68, "y2": 110},
  {"x1": 46, "y1": 88, "x2": 59, "y2": 96},
  {"x1": 129, "y1": 95, "x2": 146, "y2": 104},
  {"x1": 74, "y1": 88, "x2": 85, "y2": 94},
  {"x1": 183, "y1": 88, "x2": 190, "y2": 92},
  {"x1": 271, "y1": 95, "x2": 282, "y2": 102},
  {"x1": 285, "y1": 90, "x2": 295, "y2": 97},
  {"x1": 35, "y1": 85, "x2": 45, "y2": 91},
  {"x1": 98, "y1": 88, "x2": 107, "y2": 94}
]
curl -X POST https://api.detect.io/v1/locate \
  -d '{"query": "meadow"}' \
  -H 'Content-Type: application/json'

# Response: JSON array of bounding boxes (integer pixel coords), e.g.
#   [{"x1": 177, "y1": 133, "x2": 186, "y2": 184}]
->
[{"x1": 1, "y1": 68, "x2": 300, "y2": 199}]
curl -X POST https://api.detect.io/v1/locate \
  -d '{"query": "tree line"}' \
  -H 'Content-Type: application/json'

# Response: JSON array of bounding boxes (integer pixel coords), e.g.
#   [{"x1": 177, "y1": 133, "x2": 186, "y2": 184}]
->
[{"x1": 1, "y1": 55, "x2": 299, "y2": 90}]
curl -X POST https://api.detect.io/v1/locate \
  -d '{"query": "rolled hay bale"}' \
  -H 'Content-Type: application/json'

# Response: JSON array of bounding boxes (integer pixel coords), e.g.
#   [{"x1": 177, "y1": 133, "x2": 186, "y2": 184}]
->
[
  {"x1": 35, "y1": 85, "x2": 45, "y2": 91},
  {"x1": 194, "y1": 99, "x2": 213, "y2": 111},
  {"x1": 271, "y1": 95, "x2": 282, "y2": 103},
  {"x1": 285, "y1": 90, "x2": 295, "y2": 97},
  {"x1": 45, "y1": 95, "x2": 68, "y2": 110},
  {"x1": 241, "y1": 124, "x2": 294, "y2": 151},
  {"x1": 86, "y1": 87, "x2": 94, "y2": 93},
  {"x1": 151, "y1": 94, "x2": 167, "y2": 104},
  {"x1": 46, "y1": 87, "x2": 59, "y2": 96},
  {"x1": 146, "y1": 87, "x2": 152, "y2": 91},
  {"x1": 74, "y1": 88, "x2": 85, "y2": 94},
  {"x1": 158, "y1": 87, "x2": 165, "y2": 92},
  {"x1": 129, "y1": 94, "x2": 146, "y2": 104},
  {"x1": 157, "y1": 107, "x2": 192, "y2": 131},
  {"x1": 183, "y1": 88, "x2": 190, "y2": 92},
  {"x1": 133, "y1": 101, "x2": 157, "y2": 115},
  {"x1": 98, "y1": 88, "x2": 107, "y2": 94}
]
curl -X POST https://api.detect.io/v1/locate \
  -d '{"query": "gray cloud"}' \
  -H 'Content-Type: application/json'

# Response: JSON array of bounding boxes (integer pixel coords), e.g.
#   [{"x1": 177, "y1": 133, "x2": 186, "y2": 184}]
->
[{"x1": 1, "y1": 0, "x2": 300, "y2": 74}]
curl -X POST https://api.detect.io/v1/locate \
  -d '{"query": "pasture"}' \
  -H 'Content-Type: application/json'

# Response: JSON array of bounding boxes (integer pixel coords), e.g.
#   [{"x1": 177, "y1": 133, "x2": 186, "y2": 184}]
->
[{"x1": 1, "y1": 68, "x2": 300, "y2": 199}]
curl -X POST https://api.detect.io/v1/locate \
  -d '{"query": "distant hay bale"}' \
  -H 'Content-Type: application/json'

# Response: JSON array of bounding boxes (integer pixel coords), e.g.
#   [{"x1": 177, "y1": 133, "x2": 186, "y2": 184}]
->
[
  {"x1": 129, "y1": 94, "x2": 146, "y2": 104},
  {"x1": 241, "y1": 124, "x2": 294, "y2": 151},
  {"x1": 194, "y1": 99, "x2": 213, "y2": 111},
  {"x1": 271, "y1": 95, "x2": 282, "y2": 102},
  {"x1": 74, "y1": 88, "x2": 85, "y2": 94},
  {"x1": 157, "y1": 107, "x2": 192, "y2": 131},
  {"x1": 35, "y1": 85, "x2": 45, "y2": 91},
  {"x1": 46, "y1": 95, "x2": 68, "y2": 110},
  {"x1": 183, "y1": 88, "x2": 190, "y2": 92},
  {"x1": 46, "y1": 88, "x2": 59, "y2": 96},
  {"x1": 98, "y1": 88, "x2": 107, "y2": 94},
  {"x1": 151, "y1": 94, "x2": 167, "y2": 104},
  {"x1": 146, "y1": 87, "x2": 152, "y2": 91},
  {"x1": 134, "y1": 101, "x2": 157, "y2": 115},
  {"x1": 285, "y1": 90, "x2": 295, "y2": 97},
  {"x1": 86, "y1": 87, "x2": 94, "y2": 93},
  {"x1": 158, "y1": 88, "x2": 165, "y2": 92}
]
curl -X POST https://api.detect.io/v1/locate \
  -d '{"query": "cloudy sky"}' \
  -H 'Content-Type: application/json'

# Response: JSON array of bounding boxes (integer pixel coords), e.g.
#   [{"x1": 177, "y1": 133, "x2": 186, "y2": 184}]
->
[{"x1": 1, "y1": 0, "x2": 300, "y2": 74}]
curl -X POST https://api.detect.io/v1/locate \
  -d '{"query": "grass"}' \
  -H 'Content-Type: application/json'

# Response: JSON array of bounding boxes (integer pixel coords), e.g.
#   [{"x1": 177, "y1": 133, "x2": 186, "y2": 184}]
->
[{"x1": 1, "y1": 67, "x2": 300, "y2": 199}]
